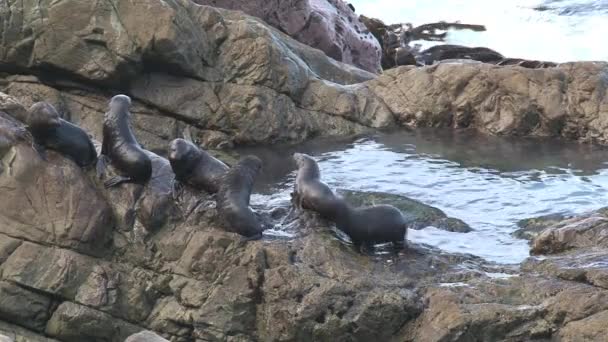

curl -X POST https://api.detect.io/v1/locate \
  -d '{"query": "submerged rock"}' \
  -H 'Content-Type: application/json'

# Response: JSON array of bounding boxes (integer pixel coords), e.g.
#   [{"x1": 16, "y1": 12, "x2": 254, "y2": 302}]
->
[
  {"x1": 337, "y1": 189, "x2": 472, "y2": 232},
  {"x1": 514, "y1": 212, "x2": 572, "y2": 240}
]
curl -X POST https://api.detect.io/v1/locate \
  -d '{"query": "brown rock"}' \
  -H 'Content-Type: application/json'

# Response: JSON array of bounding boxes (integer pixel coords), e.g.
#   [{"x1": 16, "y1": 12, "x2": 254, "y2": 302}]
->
[
  {"x1": 193, "y1": 0, "x2": 382, "y2": 73},
  {"x1": 45, "y1": 302, "x2": 141, "y2": 342}
]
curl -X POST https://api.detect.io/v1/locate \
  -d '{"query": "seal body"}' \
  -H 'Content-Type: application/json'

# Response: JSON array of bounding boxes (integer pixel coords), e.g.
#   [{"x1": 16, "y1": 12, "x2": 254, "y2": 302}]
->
[
  {"x1": 101, "y1": 95, "x2": 152, "y2": 188},
  {"x1": 293, "y1": 153, "x2": 338, "y2": 219},
  {"x1": 217, "y1": 155, "x2": 264, "y2": 239},
  {"x1": 28, "y1": 102, "x2": 97, "y2": 168},
  {"x1": 333, "y1": 200, "x2": 407, "y2": 249},
  {"x1": 168, "y1": 138, "x2": 229, "y2": 193}
]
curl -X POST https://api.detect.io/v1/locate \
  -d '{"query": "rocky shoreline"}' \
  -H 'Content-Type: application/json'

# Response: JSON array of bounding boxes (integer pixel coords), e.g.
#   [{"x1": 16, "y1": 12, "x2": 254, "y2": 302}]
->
[{"x1": 1, "y1": 0, "x2": 608, "y2": 341}]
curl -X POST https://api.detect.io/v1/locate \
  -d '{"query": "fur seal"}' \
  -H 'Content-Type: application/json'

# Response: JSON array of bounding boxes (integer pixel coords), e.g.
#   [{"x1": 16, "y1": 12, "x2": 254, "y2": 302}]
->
[
  {"x1": 293, "y1": 153, "x2": 338, "y2": 219},
  {"x1": 217, "y1": 155, "x2": 264, "y2": 239},
  {"x1": 332, "y1": 200, "x2": 407, "y2": 251},
  {"x1": 101, "y1": 95, "x2": 152, "y2": 188},
  {"x1": 27, "y1": 102, "x2": 97, "y2": 168},
  {"x1": 168, "y1": 138, "x2": 229, "y2": 193}
]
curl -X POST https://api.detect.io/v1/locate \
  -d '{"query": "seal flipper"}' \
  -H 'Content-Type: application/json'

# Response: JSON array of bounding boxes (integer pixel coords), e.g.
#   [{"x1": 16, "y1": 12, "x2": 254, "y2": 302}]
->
[
  {"x1": 239, "y1": 232, "x2": 263, "y2": 244},
  {"x1": 96, "y1": 155, "x2": 107, "y2": 179},
  {"x1": 172, "y1": 179, "x2": 185, "y2": 200},
  {"x1": 104, "y1": 175, "x2": 132, "y2": 188},
  {"x1": 32, "y1": 142, "x2": 48, "y2": 161}
]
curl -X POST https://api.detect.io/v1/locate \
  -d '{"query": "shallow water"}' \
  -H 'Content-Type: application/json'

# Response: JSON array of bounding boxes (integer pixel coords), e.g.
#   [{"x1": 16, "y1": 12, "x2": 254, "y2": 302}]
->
[
  {"x1": 241, "y1": 130, "x2": 608, "y2": 264},
  {"x1": 350, "y1": 0, "x2": 608, "y2": 62}
]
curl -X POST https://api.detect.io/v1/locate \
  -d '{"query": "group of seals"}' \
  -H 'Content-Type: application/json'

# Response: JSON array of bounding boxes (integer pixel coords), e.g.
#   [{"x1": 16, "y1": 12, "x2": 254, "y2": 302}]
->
[
  {"x1": 20, "y1": 94, "x2": 406, "y2": 250},
  {"x1": 19, "y1": 94, "x2": 266, "y2": 240},
  {"x1": 293, "y1": 153, "x2": 408, "y2": 252}
]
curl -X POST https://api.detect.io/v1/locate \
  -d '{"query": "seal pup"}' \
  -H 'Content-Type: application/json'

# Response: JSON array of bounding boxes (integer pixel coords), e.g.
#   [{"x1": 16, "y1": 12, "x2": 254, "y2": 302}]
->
[
  {"x1": 217, "y1": 155, "x2": 264, "y2": 239},
  {"x1": 292, "y1": 153, "x2": 338, "y2": 219},
  {"x1": 331, "y1": 199, "x2": 408, "y2": 252},
  {"x1": 168, "y1": 138, "x2": 229, "y2": 193},
  {"x1": 100, "y1": 95, "x2": 152, "y2": 188},
  {"x1": 27, "y1": 102, "x2": 97, "y2": 168}
]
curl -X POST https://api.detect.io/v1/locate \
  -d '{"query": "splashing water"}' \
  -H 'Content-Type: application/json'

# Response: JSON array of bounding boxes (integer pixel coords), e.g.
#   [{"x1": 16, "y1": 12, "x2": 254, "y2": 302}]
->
[{"x1": 350, "y1": 0, "x2": 608, "y2": 62}]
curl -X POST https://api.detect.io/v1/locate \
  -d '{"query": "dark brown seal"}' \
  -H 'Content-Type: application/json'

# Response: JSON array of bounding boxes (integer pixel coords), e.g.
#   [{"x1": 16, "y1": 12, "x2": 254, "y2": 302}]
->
[
  {"x1": 27, "y1": 102, "x2": 97, "y2": 168},
  {"x1": 100, "y1": 95, "x2": 152, "y2": 188},
  {"x1": 217, "y1": 155, "x2": 264, "y2": 239},
  {"x1": 293, "y1": 152, "x2": 338, "y2": 219},
  {"x1": 168, "y1": 138, "x2": 229, "y2": 193},
  {"x1": 332, "y1": 199, "x2": 408, "y2": 251}
]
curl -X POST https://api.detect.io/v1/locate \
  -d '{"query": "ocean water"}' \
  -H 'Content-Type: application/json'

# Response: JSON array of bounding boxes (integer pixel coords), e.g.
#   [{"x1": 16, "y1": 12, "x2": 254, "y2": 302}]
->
[
  {"x1": 350, "y1": 0, "x2": 608, "y2": 62},
  {"x1": 244, "y1": 131, "x2": 608, "y2": 264}
]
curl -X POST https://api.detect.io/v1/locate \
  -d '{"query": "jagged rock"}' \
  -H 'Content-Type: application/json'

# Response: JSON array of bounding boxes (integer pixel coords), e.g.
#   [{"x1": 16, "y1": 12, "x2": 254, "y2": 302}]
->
[
  {"x1": 368, "y1": 61, "x2": 608, "y2": 145},
  {"x1": 1, "y1": 0, "x2": 608, "y2": 149},
  {"x1": 0, "y1": 282, "x2": 52, "y2": 332},
  {"x1": 514, "y1": 212, "x2": 572, "y2": 240},
  {"x1": 0, "y1": 321, "x2": 59, "y2": 342},
  {"x1": 2, "y1": 1, "x2": 608, "y2": 341},
  {"x1": 125, "y1": 331, "x2": 169, "y2": 342},
  {"x1": 193, "y1": 0, "x2": 382, "y2": 73},
  {"x1": 0, "y1": 105, "x2": 113, "y2": 257},
  {"x1": 45, "y1": 302, "x2": 141, "y2": 342},
  {"x1": 0, "y1": 0, "x2": 386, "y2": 150},
  {"x1": 530, "y1": 209, "x2": 608, "y2": 255}
]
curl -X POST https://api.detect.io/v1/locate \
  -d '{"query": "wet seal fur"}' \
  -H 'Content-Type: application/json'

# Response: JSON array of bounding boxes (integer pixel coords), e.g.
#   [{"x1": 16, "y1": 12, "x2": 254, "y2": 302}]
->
[
  {"x1": 27, "y1": 102, "x2": 97, "y2": 168},
  {"x1": 217, "y1": 155, "x2": 264, "y2": 239},
  {"x1": 292, "y1": 152, "x2": 407, "y2": 252},
  {"x1": 101, "y1": 95, "x2": 152, "y2": 188},
  {"x1": 332, "y1": 200, "x2": 408, "y2": 251},
  {"x1": 168, "y1": 138, "x2": 229, "y2": 193},
  {"x1": 293, "y1": 153, "x2": 338, "y2": 219}
]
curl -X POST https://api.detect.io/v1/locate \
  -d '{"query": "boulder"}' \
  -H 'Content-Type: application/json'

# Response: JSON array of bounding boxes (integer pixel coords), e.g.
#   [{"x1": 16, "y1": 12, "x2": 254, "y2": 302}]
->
[
  {"x1": 368, "y1": 61, "x2": 608, "y2": 145},
  {"x1": 0, "y1": 101, "x2": 113, "y2": 257},
  {"x1": 193, "y1": 0, "x2": 382, "y2": 73}
]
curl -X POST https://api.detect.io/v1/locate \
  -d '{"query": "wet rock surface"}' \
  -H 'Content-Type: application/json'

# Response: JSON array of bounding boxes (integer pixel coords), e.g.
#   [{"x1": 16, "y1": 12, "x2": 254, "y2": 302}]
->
[
  {"x1": 0, "y1": 0, "x2": 608, "y2": 341},
  {"x1": 2, "y1": 92, "x2": 608, "y2": 341}
]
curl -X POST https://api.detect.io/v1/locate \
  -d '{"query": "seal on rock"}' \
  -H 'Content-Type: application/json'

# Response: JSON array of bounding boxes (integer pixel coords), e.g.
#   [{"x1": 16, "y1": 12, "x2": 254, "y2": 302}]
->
[
  {"x1": 332, "y1": 200, "x2": 408, "y2": 251},
  {"x1": 217, "y1": 155, "x2": 264, "y2": 239},
  {"x1": 168, "y1": 138, "x2": 229, "y2": 193},
  {"x1": 100, "y1": 95, "x2": 152, "y2": 188},
  {"x1": 27, "y1": 102, "x2": 97, "y2": 168},
  {"x1": 293, "y1": 152, "x2": 338, "y2": 219}
]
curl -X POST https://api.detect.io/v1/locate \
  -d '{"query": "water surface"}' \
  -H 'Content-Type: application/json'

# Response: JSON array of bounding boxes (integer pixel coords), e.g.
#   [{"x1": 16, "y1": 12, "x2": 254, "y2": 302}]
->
[
  {"x1": 350, "y1": 0, "x2": 608, "y2": 62},
  {"x1": 241, "y1": 130, "x2": 608, "y2": 264}
]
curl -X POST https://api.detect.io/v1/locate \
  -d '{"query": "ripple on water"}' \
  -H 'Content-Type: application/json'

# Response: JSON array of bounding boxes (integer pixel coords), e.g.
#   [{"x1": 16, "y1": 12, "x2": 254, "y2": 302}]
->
[{"x1": 245, "y1": 130, "x2": 608, "y2": 264}]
